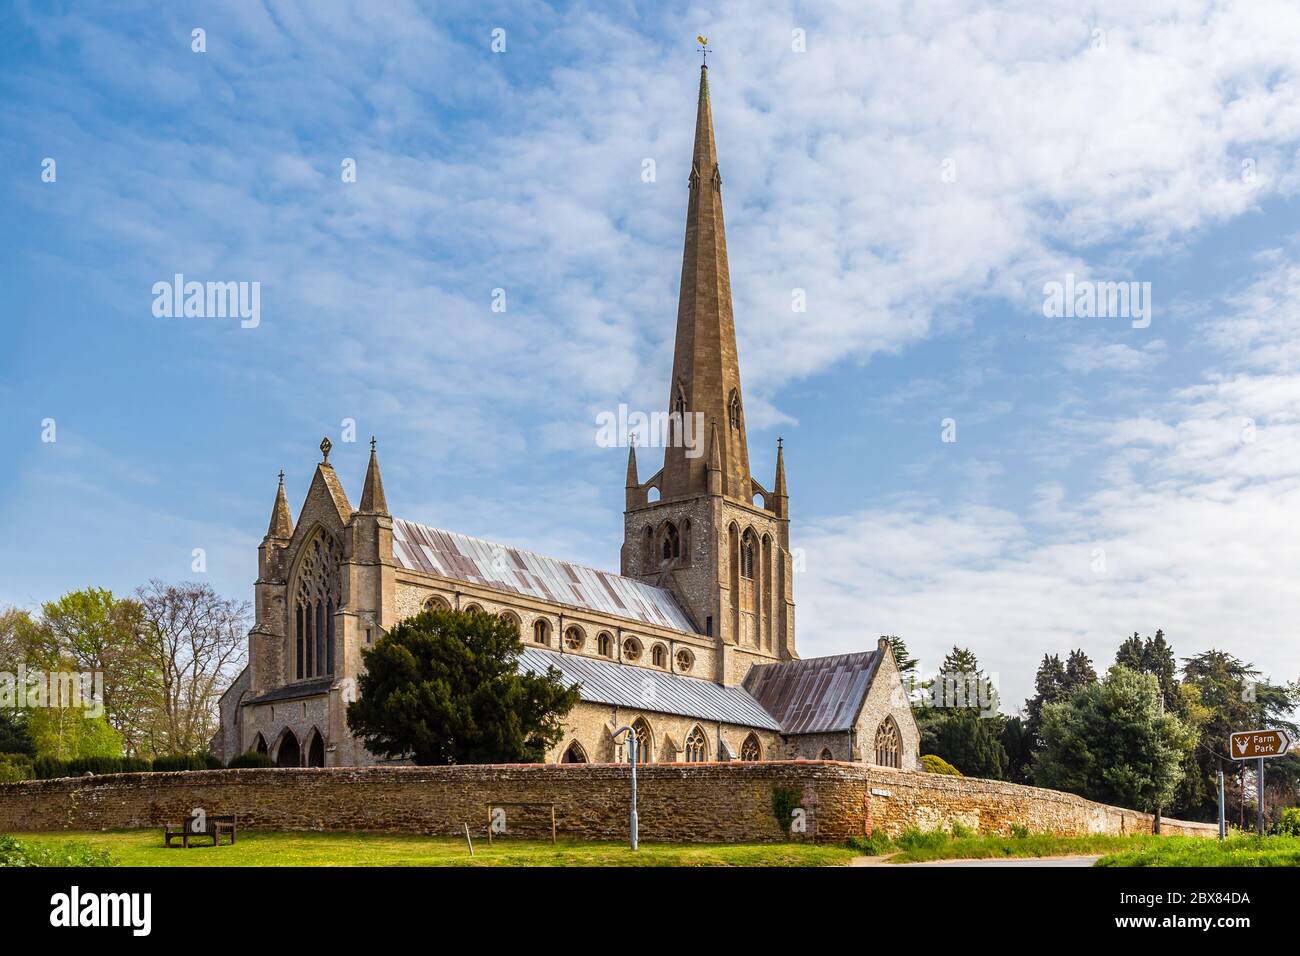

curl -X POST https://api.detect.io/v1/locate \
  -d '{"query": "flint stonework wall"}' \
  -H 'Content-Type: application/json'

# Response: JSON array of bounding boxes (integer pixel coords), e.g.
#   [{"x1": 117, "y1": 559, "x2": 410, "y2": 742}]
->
[{"x1": 0, "y1": 764, "x2": 1215, "y2": 842}]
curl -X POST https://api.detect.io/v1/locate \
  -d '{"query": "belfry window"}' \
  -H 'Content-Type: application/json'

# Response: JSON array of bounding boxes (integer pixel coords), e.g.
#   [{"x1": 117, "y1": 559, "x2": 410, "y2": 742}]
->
[
  {"x1": 294, "y1": 532, "x2": 342, "y2": 680},
  {"x1": 741, "y1": 531, "x2": 755, "y2": 579},
  {"x1": 661, "y1": 523, "x2": 680, "y2": 561},
  {"x1": 729, "y1": 390, "x2": 741, "y2": 429}
]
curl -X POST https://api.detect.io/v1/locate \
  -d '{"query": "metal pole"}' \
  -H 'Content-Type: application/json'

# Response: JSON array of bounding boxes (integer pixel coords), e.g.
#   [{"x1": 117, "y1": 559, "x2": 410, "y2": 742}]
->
[
  {"x1": 1256, "y1": 756, "x2": 1265, "y2": 836},
  {"x1": 629, "y1": 736, "x2": 639, "y2": 851},
  {"x1": 1217, "y1": 769, "x2": 1225, "y2": 840}
]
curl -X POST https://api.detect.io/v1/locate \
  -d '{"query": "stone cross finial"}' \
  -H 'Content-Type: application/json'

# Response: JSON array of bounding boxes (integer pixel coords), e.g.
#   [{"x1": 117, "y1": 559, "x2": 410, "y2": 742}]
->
[
  {"x1": 370, "y1": 435, "x2": 377, "y2": 453},
  {"x1": 278, "y1": 469, "x2": 285, "y2": 484},
  {"x1": 778, "y1": 436, "x2": 783, "y2": 449},
  {"x1": 320, "y1": 436, "x2": 332, "y2": 463}
]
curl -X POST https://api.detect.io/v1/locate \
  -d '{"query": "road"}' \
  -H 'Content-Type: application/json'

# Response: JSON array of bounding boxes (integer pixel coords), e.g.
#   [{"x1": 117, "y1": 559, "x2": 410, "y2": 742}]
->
[{"x1": 852, "y1": 854, "x2": 1101, "y2": 867}]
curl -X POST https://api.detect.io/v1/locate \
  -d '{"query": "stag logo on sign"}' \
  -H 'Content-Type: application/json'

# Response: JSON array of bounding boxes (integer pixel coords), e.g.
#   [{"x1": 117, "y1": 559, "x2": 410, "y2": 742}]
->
[
  {"x1": 152, "y1": 274, "x2": 261, "y2": 328},
  {"x1": 50, "y1": 886, "x2": 151, "y2": 937}
]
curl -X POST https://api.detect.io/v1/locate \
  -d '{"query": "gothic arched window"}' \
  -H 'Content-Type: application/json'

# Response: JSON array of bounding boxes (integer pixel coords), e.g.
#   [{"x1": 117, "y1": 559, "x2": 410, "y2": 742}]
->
[
  {"x1": 294, "y1": 531, "x2": 342, "y2": 680},
  {"x1": 651, "y1": 643, "x2": 667, "y2": 667},
  {"x1": 597, "y1": 632, "x2": 613, "y2": 657},
  {"x1": 874, "y1": 717, "x2": 901, "y2": 769},
  {"x1": 684, "y1": 725, "x2": 708, "y2": 762},
  {"x1": 499, "y1": 611, "x2": 522, "y2": 638},
  {"x1": 741, "y1": 530, "x2": 756, "y2": 579},
  {"x1": 819, "y1": 747, "x2": 834, "y2": 761},
  {"x1": 632, "y1": 718, "x2": 653, "y2": 764},
  {"x1": 740, "y1": 733, "x2": 762, "y2": 761},
  {"x1": 533, "y1": 619, "x2": 551, "y2": 645},
  {"x1": 661, "y1": 523, "x2": 680, "y2": 561}
]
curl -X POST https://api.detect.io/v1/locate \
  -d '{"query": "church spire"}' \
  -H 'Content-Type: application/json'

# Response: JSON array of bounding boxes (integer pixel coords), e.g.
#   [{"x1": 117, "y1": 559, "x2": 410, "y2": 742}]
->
[
  {"x1": 359, "y1": 437, "x2": 388, "y2": 514},
  {"x1": 660, "y1": 63, "x2": 751, "y2": 502},
  {"x1": 266, "y1": 470, "x2": 293, "y2": 539}
]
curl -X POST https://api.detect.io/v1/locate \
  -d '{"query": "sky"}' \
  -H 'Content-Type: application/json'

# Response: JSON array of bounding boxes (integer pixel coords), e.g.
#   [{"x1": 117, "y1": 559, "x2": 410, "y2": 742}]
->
[{"x1": 2, "y1": 0, "x2": 1299, "y2": 710}]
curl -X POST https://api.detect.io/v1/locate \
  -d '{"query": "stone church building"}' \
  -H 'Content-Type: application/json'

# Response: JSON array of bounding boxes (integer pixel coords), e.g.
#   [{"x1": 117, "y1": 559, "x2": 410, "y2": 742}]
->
[{"x1": 214, "y1": 65, "x2": 921, "y2": 772}]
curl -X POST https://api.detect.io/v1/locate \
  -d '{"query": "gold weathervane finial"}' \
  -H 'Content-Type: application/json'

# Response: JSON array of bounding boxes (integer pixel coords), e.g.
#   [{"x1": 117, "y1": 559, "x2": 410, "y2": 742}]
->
[
  {"x1": 697, "y1": 35, "x2": 710, "y2": 65},
  {"x1": 319, "y1": 436, "x2": 332, "y2": 463}
]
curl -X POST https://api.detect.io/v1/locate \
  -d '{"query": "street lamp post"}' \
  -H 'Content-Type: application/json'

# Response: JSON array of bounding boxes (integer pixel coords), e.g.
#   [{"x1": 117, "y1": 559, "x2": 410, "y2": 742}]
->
[{"x1": 612, "y1": 725, "x2": 639, "y2": 851}]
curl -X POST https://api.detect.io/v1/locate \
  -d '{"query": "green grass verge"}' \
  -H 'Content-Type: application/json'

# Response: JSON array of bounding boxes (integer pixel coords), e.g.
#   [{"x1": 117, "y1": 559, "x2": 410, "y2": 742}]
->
[
  {"x1": 6, "y1": 830, "x2": 856, "y2": 868},
  {"x1": 848, "y1": 827, "x2": 1167, "y2": 863},
  {"x1": 1096, "y1": 834, "x2": 1300, "y2": 867}
]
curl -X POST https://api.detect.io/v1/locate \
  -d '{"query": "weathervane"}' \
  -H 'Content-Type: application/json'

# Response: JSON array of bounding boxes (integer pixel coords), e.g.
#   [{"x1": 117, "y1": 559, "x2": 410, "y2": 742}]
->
[
  {"x1": 319, "y1": 436, "x2": 332, "y2": 463},
  {"x1": 697, "y1": 35, "x2": 710, "y2": 65}
]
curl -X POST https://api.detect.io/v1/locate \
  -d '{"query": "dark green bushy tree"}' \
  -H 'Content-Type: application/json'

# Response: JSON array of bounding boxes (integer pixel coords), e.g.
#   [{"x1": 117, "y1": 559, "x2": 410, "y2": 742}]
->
[
  {"x1": 1031, "y1": 665, "x2": 1196, "y2": 812},
  {"x1": 346, "y1": 608, "x2": 581, "y2": 765}
]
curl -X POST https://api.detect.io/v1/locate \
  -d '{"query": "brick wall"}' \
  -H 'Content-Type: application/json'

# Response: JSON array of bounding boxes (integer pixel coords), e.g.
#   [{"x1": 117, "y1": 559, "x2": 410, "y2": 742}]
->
[{"x1": 0, "y1": 764, "x2": 1216, "y2": 842}]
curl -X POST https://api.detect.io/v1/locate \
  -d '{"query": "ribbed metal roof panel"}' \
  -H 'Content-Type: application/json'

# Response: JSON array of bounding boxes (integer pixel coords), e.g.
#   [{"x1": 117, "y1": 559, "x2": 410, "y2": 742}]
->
[
  {"x1": 741, "y1": 651, "x2": 880, "y2": 734},
  {"x1": 392, "y1": 518, "x2": 697, "y2": 635},
  {"x1": 517, "y1": 647, "x2": 781, "y2": 730}
]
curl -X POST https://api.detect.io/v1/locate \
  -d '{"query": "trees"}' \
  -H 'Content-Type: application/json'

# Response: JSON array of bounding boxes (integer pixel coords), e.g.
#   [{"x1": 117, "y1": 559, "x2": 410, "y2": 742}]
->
[
  {"x1": 346, "y1": 607, "x2": 581, "y2": 765},
  {"x1": 134, "y1": 581, "x2": 249, "y2": 756},
  {"x1": 1180, "y1": 650, "x2": 1299, "y2": 824},
  {"x1": 915, "y1": 646, "x2": 1009, "y2": 778},
  {"x1": 34, "y1": 589, "x2": 156, "y2": 756},
  {"x1": 1031, "y1": 665, "x2": 1197, "y2": 813}
]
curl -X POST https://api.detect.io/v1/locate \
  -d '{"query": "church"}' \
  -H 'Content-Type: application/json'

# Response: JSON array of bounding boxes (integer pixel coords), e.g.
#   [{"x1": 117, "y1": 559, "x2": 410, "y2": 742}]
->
[{"x1": 213, "y1": 64, "x2": 921, "y2": 772}]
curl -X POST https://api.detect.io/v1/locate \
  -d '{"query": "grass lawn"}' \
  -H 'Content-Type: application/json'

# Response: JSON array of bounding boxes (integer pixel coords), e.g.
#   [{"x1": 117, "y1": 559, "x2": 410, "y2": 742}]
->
[
  {"x1": 1096, "y1": 834, "x2": 1300, "y2": 867},
  {"x1": 6, "y1": 830, "x2": 856, "y2": 867},
  {"x1": 877, "y1": 832, "x2": 1164, "y2": 864}
]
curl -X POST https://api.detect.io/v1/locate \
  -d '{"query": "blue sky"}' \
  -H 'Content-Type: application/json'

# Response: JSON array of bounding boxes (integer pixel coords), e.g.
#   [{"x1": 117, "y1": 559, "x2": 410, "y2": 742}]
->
[{"x1": 3, "y1": 0, "x2": 1299, "y2": 708}]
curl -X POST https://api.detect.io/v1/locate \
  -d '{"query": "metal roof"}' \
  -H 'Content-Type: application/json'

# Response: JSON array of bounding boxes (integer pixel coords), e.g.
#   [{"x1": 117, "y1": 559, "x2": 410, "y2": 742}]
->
[
  {"x1": 244, "y1": 676, "x2": 334, "y2": 706},
  {"x1": 517, "y1": 647, "x2": 781, "y2": 730},
  {"x1": 742, "y1": 651, "x2": 881, "y2": 734},
  {"x1": 392, "y1": 518, "x2": 698, "y2": 635}
]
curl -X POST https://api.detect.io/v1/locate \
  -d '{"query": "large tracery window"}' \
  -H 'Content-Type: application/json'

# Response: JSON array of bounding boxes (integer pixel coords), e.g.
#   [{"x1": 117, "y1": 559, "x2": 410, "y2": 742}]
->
[
  {"x1": 874, "y1": 717, "x2": 902, "y2": 769},
  {"x1": 684, "y1": 725, "x2": 708, "y2": 762},
  {"x1": 295, "y1": 531, "x2": 342, "y2": 680},
  {"x1": 740, "y1": 733, "x2": 762, "y2": 761}
]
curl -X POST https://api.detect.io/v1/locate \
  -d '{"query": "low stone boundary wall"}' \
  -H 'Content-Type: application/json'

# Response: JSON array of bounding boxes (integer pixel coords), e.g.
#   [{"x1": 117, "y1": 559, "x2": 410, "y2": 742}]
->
[{"x1": 0, "y1": 762, "x2": 1216, "y2": 842}]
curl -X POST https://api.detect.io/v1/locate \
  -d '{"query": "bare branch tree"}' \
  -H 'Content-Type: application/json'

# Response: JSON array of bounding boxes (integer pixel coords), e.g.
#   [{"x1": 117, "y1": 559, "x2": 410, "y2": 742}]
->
[{"x1": 136, "y1": 581, "x2": 249, "y2": 755}]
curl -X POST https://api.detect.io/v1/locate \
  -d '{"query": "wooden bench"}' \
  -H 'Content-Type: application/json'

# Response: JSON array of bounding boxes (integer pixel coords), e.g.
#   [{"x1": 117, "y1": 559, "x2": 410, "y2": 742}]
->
[{"x1": 164, "y1": 814, "x2": 237, "y2": 848}]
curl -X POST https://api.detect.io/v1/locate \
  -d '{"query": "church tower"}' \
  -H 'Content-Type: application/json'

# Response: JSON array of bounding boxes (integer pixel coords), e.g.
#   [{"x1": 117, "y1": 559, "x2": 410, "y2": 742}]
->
[{"x1": 621, "y1": 64, "x2": 795, "y2": 684}]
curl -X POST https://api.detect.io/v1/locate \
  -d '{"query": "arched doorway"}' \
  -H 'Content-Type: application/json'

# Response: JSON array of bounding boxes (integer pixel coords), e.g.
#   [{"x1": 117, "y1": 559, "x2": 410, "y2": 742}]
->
[
  {"x1": 274, "y1": 729, "x2": 300, "y2": 768},
  {"x1": 306, "y1": 728, "x2": 325, "y2": 768},
  {"x1": 560, "y1": 741, "x2": 588, "y2": 764},
  {"x1": 253, "y1": 732, "x2": 268, "y2": 755}
]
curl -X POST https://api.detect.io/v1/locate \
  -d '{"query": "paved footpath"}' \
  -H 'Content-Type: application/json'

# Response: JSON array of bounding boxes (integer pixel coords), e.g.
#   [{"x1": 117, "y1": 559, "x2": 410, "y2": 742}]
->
[{"x1": 851, "y1": 854, "x2": 1101, "y2": 867}]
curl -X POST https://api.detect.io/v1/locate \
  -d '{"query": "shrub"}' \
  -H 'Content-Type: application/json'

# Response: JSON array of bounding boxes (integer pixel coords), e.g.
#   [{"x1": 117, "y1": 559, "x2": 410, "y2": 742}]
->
[
  {"x1": 32, "y1": 756, "x2": 151, "y2": 779},
  {"x1": 1275, "y1": 807, "x2": 1300, "y2": 837},
  {"x1": 770, "y1": 784, "x2": 802, "y2": 836},
  {"x1": 0, "y1": 754, "x2": 34, "y2": 783},
  {"x1": 151, "y1": 753, "x2": 221, "y2": 772},
  {"x1": 0, "y1": 835, "x2": 116, "y2": 867},
  {"x1": 1009, "y1": 823, "x2": 1031, "y2": 839},
  {"x1": 896, "y1": 827, "x2": 951, "y2": 851},
  {"x1": 846, "y1": 830, "x2": 894, "y2": 855},
  {"x1": 227, "y1": 751, "x2": 274, "y2": 769},
  {"x1": 921, "y1": 754, "x2": 963, "y2": 776},
  {"x1": 950, "y1": 820, "x2": 976, "y2": 839}
]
